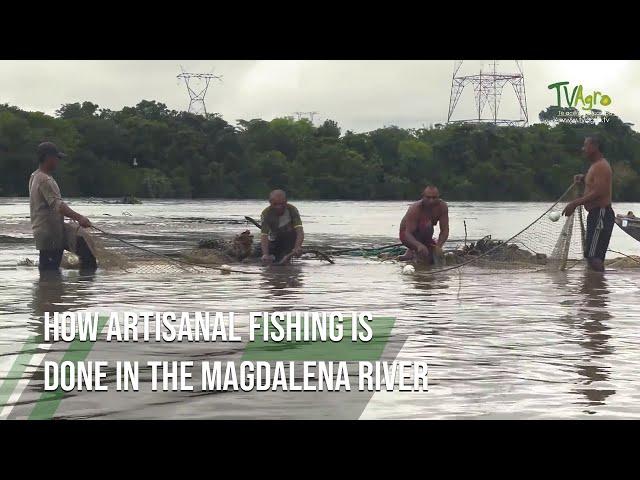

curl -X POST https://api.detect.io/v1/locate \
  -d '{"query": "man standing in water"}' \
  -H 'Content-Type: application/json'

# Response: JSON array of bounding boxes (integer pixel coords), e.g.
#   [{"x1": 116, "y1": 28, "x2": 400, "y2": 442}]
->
[
  {"x1": 260, "y1": 189, "x2": 304, "y2": 264},
  {"x1": 399, "y1": 185, "x2": 449, "y2": 264},
  {"x1": 562, "y1": 136, "x2": 614, "y2": 272},
  {"x1": 29, "y1": 142, "x2": 96, "y2": 272}
]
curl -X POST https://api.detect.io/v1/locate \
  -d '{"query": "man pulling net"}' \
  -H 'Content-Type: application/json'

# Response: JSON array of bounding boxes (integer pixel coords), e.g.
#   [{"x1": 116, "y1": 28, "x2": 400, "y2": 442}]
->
[
  {"x1": 398, "y1": 185, "x2": 449, "y2": 265},
  {"x1": 562, "y1": 135, "x2": 614, "y2": 273},
  {"x1": 28, "y1": 142, "x2": 97, "y2": 273},
  {"x1": 260, "y1": 189, "x2": 305, "y2": 265}
]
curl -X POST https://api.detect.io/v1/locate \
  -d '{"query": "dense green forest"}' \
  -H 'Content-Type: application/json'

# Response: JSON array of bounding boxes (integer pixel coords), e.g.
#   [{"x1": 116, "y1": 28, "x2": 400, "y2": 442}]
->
[{"x1": 0, "y1": 101, "x2": 639, "y2": 201}]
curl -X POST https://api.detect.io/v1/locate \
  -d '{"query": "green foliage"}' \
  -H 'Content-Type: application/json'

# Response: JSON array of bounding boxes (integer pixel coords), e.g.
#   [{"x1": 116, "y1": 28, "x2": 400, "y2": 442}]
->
[{"x1": 1, "y1": 101, "x2": 639, "y2": 201}]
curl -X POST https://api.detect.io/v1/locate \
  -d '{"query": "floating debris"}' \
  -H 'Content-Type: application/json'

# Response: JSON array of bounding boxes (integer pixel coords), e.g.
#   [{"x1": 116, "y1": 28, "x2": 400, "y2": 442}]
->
[
  {"x1": 16, "y1": 258, "x2": 35, "y2": 267},
  {"x1": 121, "y1": 195, "x2": 142, "y2": 204},
  {"x1": 402, "y1": 264, "x2": 415, "y2": 275},
  {"x1": 197, "y1": 230, "x2": 254, "y2": 261}
]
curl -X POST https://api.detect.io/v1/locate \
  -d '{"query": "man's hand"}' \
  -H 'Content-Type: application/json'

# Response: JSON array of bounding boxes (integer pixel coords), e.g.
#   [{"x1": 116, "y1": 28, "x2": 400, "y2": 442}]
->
[
  {"x1": 416, "y1": 244, "x2": 430, "y2": 259},
  {"x1": 292, "y1": 246, "x2": 303, "y2": 257},
  {"x1": 562, "y1": 202, "x2": 577, "y2": 217},
  {"x1": 261, "y1": 254, "x2": 275, "y2": 265},
  {"x1": 574, "y1": 174, "x2": 585, "y2": 184},
  {"x1": 432, "y1": 245, "x2": 445, "y2": 267},
  {"x1": 78, "y1": 215, "x2": 92, "y2": 228}
]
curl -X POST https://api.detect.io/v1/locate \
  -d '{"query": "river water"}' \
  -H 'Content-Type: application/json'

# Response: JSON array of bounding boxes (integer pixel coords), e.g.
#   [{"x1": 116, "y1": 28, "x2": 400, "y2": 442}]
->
[{"x1": 1, "y1": 197, "x2": 640, "y2": 419}]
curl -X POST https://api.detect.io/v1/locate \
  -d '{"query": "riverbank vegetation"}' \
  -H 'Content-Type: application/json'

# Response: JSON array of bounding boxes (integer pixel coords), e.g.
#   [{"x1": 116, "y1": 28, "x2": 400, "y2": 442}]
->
[{"x1": 1, "y1": 101, "x2": 639, "y2": 201}]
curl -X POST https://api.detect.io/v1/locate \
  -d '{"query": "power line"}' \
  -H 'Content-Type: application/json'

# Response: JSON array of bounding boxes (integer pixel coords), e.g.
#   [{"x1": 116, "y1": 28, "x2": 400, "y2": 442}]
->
[
  {"x1": 447, "y1": 60, "x2": 528, "y2": 126},
  {"x1": 292, "y1": 111, "x2": 319, "y2": 123},
  {"x1": 177, "y1": 67, "x2": 222, "y2": 115}
]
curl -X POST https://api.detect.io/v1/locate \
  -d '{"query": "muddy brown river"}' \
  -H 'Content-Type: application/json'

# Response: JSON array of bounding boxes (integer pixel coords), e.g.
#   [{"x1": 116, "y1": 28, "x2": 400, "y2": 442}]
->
[{"x1": 1, "y1": 197, "x2": 640, "y2": 419}]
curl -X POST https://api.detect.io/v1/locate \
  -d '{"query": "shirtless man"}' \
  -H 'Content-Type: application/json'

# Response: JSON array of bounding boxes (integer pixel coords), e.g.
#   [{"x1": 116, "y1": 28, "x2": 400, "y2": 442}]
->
[
  {"x1": 399, "y1": 185, "x2": 449, "y2": 264},
  {"x1": 562, "y1": 136, "x2": 614, "y2": 272}
]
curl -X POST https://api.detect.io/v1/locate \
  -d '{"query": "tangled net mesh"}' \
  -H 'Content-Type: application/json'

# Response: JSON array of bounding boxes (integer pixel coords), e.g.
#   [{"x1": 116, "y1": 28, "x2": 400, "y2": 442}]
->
[
  {"x1": 68, "y1": 225, "x2": 238, "y2": 275},
  {"x1": 443, "y1": 210, "x2": 584, "y2": 272},
  {"x1": 424, "y1": 184, "x2": 586, "y2": 274}
]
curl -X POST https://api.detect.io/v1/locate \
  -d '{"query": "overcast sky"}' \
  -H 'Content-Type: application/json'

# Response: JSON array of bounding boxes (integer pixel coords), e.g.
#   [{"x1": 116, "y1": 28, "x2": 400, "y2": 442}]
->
[{"x1": 0, "y1": 60, "x2": 636, "y2": 132}]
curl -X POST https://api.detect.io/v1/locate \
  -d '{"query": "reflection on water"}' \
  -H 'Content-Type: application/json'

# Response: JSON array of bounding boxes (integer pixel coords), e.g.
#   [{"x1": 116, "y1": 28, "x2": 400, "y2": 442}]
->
[
  {"x1": 32, "y1": 271, "x2": 96, "y2": 317},
  {"x1": 27, "y1": 270, "x2": 97, "y2": 345},
  {"x1": 260, "y1": 265, "x2": 304, "y2": 297},
  {"x1": 1, "y1": 198, "x2": 640, "y2": 419},
  {"x1": 575, "y1": 272, "x2": 614, "y2": 412},
  {"x1": 403, "y1": 271, "x2": 453, "y2": 294},
  {"x1": 32, "y1": 272, "x2": 65, "y2": 317}
]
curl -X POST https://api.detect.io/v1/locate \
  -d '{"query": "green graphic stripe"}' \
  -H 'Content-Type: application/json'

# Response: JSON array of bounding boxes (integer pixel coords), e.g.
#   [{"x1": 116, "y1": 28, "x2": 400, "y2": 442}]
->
[
  {"x1": 30, "y1": 315, "x2": 109, "y2": 420},
  {"x1": 242, "y1": 317, "x2": 395, "y2": 361},
  {"x1": 0, "y1": 334, "x2": 43, "y2": 411}
]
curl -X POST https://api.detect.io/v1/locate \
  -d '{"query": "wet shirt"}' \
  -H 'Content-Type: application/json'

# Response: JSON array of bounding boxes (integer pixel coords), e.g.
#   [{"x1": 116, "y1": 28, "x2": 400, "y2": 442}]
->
[
  {"x1": 28, "y1": 170, "x2": 66, "y2": 250},
  {"x1": 260, "y1": 204, "x2": 302, "y2": 241}
]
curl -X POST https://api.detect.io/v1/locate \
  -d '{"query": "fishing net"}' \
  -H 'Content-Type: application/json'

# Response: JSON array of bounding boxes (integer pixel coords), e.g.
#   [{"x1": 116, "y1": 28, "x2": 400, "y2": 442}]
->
[
  {"x1": 64, "y1": 224, "x2": 249, "y2": 275},
  {"x1": 424, "y1": 183, "x2": 588, "y2": 273},
  {"x1": 66, "y1": 225, "x2": 327, "y2": 275},
  {"x1": 73, "y1": 216, "x2": 336, "y2": 274},
  {"x1": 55, "y1": 182, "x2": 639, "y2": 276},
  {"x1": 318, "y1": 183, "x2": 591, "y2": 273}
]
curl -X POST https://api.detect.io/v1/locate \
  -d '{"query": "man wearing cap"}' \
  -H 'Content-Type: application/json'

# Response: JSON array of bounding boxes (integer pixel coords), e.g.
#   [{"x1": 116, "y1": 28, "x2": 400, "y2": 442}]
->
[{"x1": 29, "y1": 142, "x2": 96, "y2": 272}]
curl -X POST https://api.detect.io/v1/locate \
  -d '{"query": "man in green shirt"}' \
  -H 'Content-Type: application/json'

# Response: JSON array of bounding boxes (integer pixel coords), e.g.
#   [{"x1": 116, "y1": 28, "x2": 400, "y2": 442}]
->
[{"x1": 260, "y1": 189, "x2": 304, "y2": 264}]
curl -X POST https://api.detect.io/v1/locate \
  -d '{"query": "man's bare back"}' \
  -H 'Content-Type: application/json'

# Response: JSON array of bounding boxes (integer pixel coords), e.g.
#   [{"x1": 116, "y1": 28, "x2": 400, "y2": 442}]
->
[{"x1": 583, "y1": 158, "x2": 612, "y2": 211}]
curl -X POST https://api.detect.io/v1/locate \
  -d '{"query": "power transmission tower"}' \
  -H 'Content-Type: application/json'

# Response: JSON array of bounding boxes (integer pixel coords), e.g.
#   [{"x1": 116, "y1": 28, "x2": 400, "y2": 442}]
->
[
  {"x1": 447, "y1": 60, "x2": 528, "y2": 126},
  {"x1": 177, "y1": 67, "x2": 222, "y2": 115},
  {"x1": 293, "y1": 111, "x2": 319, "y2": 123}
]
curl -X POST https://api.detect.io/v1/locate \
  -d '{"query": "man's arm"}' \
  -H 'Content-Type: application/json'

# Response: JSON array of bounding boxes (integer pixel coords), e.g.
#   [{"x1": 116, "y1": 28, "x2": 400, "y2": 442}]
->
[
  {"x1": 260, "y1": 211, "x2": 273, "y2": 262},
  {"x1": 261, "y1": 234, "x2": 271, "y2": 258},
  {"x1": 289, "y1": 206, "x2": 304, "y2": 256},
  {"x1": 60, "y1": 203, "x2": 91, "y2": 227},
  {"x1": 563, "y1": 164, "x2": 609, "y2": 215},
  {"x1": 436, "y1": 204, "x2": 449, "y2": 247},
  {"x1": 402, "y1": 207, "x2": 428, "y2": 252},
  {"x1": 39, "y1": 180, "x2": 91, "y2": 227},
  {"x1": 293, "y1": 227, "x2": 304, "y2": 255}
]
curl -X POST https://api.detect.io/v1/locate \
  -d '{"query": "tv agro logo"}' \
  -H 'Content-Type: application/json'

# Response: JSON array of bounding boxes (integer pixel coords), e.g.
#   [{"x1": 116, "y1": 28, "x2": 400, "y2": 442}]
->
[{"x1": 548, "y1": 81, "x2": 612, "y2": 111}]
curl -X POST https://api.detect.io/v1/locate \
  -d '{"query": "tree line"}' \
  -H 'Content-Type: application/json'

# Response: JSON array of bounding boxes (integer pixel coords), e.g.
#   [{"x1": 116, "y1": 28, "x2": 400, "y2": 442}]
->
[{"x1": 1, "y1": 100, "x2": 639, "y2": 201}]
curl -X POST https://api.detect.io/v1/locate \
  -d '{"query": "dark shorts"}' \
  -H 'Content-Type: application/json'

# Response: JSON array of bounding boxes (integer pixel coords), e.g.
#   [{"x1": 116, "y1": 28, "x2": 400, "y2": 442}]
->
[
  {"x1": 39, "y1": 249, "x2": 64, "y2": 271},
  {"x1": 269, "y1": 230, "x2": 297, "y2": 261},
  {"x1": 38, "y1": 237, "x2": 97, "y2": 272},
  {"x1": 585, "y1": 206, "x2": 615, "y2": 261}
]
